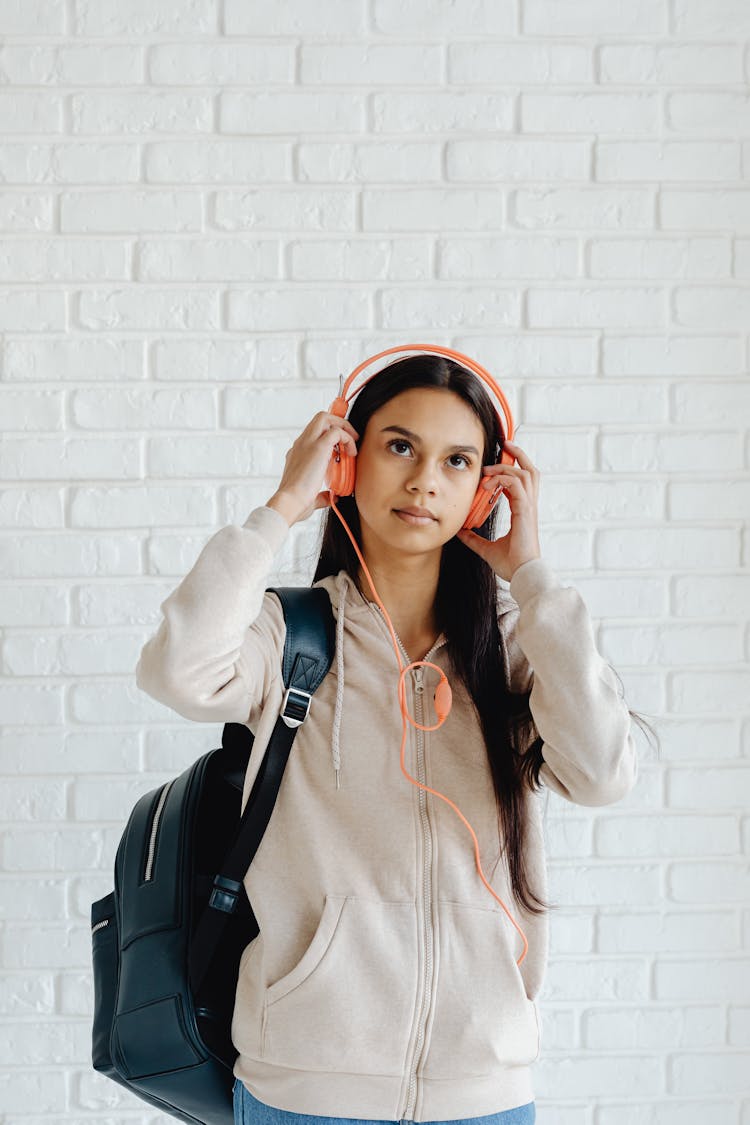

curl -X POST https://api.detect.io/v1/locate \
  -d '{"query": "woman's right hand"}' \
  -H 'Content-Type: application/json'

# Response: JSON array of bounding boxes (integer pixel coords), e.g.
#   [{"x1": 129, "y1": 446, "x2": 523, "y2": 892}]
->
[{"x1": 267, "y1": 411, "x2": 360, "y2": 526}]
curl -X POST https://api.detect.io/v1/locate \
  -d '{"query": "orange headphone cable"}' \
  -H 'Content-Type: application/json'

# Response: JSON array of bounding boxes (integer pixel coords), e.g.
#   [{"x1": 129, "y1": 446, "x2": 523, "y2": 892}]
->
[{"x1": 327, "y1": 490, "x2": 529, "y2": 968}]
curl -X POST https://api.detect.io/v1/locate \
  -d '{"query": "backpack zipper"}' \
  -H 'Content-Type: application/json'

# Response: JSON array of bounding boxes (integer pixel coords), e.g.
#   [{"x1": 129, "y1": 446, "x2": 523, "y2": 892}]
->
[
  {"x1": 91, "y1": 918, "x2": 110, "y2": 936},
  {"x1": 144, "y1": 778, "x2": 175, "y2": 882}
]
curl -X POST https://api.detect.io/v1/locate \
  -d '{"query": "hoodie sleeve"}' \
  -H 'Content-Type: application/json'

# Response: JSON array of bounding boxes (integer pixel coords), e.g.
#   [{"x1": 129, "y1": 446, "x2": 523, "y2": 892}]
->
[
  {"x1": 135, "y1": 504, "x2": 291, "y2": 726},
  {"x1": 498, "y1": 556, "x2": 638, "y2": 807}
]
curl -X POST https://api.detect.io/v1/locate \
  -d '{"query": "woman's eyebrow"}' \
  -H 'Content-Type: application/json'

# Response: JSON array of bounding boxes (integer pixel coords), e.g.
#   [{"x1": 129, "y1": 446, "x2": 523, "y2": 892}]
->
[{"x1": 379, "y1": 424, "x2": 480, "y2": 456}]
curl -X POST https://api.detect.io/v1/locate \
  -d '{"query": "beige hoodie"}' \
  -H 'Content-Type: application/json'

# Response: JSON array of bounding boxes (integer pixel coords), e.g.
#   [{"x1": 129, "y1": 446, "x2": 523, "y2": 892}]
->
[{"x1": 135, "y1": 504, "x2": 638, "y2": 1121}]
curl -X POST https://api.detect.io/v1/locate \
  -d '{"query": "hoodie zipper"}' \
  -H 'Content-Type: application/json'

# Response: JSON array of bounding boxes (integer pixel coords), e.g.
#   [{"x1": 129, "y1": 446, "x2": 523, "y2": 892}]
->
[{"x1": 369, "y1": 604, "x2": 446, "y2": 1122}]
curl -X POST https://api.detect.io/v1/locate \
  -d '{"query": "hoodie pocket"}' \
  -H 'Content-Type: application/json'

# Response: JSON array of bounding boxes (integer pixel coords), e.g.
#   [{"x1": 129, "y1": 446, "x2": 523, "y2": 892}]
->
[
  {"x1": 261, "y1": 895, "x2": 418, "y2": 1075},
  {"x1": 422, "y1": 901, "x2": 540, "y2": 1079}
]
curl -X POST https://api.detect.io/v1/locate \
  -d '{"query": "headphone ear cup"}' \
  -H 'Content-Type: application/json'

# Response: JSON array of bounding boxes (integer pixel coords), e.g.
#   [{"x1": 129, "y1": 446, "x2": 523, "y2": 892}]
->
[
  {"x1": 462, "y1": 478, "x2": 503, "y2": 530},
  {"x1": 327, "y1": 446, "x2": 356, "y2": 497}
]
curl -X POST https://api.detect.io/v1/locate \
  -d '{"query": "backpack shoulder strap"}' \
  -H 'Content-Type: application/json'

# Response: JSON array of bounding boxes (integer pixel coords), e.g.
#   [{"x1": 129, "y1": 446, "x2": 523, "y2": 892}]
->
[
  {"x1": 267, "y1": 585, "x2": 336, "y2": 725},
  {"x1": 190, "y1": 586, "x2": 336, "y2": 995}
]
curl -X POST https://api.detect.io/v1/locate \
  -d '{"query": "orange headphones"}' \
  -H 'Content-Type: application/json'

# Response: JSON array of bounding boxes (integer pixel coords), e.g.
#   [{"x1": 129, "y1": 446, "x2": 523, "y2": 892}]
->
[{"x1": 323, "y1": 344, "x2": 529, "y2": 967}]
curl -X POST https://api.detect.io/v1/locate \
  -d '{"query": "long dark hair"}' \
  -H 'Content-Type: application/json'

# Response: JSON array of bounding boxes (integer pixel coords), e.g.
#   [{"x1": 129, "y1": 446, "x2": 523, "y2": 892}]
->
[{"x1": 311, "y1": 354, "x2": 660, "y2": 915}]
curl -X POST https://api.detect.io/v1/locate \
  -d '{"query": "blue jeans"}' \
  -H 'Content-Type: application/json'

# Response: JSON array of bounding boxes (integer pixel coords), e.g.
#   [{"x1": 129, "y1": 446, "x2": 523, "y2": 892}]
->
[{"x1": 232, "y1": 1078, "x2": 536, "y2": 1125}]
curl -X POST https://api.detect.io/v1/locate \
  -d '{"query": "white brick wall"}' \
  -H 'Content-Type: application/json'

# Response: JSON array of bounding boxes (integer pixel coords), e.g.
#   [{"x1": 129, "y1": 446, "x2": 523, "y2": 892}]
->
[{"x1": 0, "y1": 2, "x2": 748, "y2": 1122}]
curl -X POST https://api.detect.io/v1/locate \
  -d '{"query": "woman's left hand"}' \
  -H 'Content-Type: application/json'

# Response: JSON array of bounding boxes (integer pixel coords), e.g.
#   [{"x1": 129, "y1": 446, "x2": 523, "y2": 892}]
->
[{"x1": 455, "y1": 440, "x2": 542, "y2": 583}]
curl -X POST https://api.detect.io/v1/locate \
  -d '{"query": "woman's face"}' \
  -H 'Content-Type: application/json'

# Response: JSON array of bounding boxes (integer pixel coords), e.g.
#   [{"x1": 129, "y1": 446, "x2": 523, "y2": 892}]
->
[{"x1": 352, "y1": 387, "x2": 487, "y2": 560}]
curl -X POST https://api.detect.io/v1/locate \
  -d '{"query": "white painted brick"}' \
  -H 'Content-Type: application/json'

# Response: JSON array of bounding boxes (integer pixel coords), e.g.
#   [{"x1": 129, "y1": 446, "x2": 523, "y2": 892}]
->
[
  {"x1": 516, "y1": 188, "x2": 654, "y2": 231},
  {"x1": 598, "y1": 910, "x2": 741, "y2": 953},
  {"x1": 61, "y1": 190, "x2": 202, "y2": 233},
  {"x1": 1, "y1": 389, "x2": 63, "y2": 430},
  {"x1": 599, "y1": 623, "x2": 743, "y2": 666},
  {"x1": 596, "y1": 528, "x2": 738, "y2": 570},
  {"x1": 450, "y1": 42, "x2": 591, "y2": 84},
  {"x1": 596, "y1": 814, "x2": 738, "y2": 857},
  {"x1": 600, "y1": 44, "x2": 742, "y2": 85},
  {"x1": 524, "y1": 0, "x2": 665, "y2": 35},
  {"x1": 667, "y1": 767, "x2": 750, "y2": 808},
  {"x1": 149, "y1": 42, "x2": 292, "y2": 85},
  {"x1": 57, "y1": 970, "x2": 92, "y2": 1016},
  {"x1": 0, "y1": 1020, "x2": 89, "y2": 1065},
  {"x1": 0, "y1": 0, "x2": 65, "y2": 34},
  {"x1": 138, "y1": 237, "x2": 279, "y2": 281},
  {"x1": 3, "y1": 337, "x2": 144, "y2": 381},
  {"x1": 225, "y1": 0, "x2": 366, "y2": 36},
  {"x1": 71, "y1": 775, "x2": 171, "y2": 822},
  {"x1": 671, "y1": 480, "x2": 750, "y2": 519},
  {"x1": 0, "y1": 191, "x2": 54, "y2": 231},
  {"x1": 669, "y1": 862, "x2": 750, "y2": 904},
  {"x1": 0, "y1": 778, "x2": 67, "y2": 821},
  {"x1": 546, "y1": 957, "x2": 651, "y2": 1004},
  {"x1": 601, "y1": 429, "x2": 740, "y2": 472},
  {"x1": 674, "y1": 380, "x2": 750, "y2": 424},
  {"x1": 366, "y1": 189, "x2": 509, "y2": 232},
  {"x1": 539, "y1": 478, "x2": 663, "y2": 522},
  {"x1": 522, "y1": 93, "x2": 660, "y2": 134},
  {"x1": 0, "y1": 923, "x2": 89, "y2": 969},
  {"x1": 381, "y1": 287, "x2": 520, "y2": 330},
  {"x1": 296, "y1": 139, "x2": 438, "y2": 185},
  {"x1": 662, "y1": 189, "x2": 750, "y2": 231},
  {"x1": 596, "y1": 141, "x2": 740, "y2": 182},
  {"x1": 0, "y1": 730, "x2": 140, "y2": 775},
  {"x1": 78, "y1": 287, "x2": 220, "y2": 331},
  {"x1": 446, "y1": 139, "x2": 590, "y2": 182},
  {"x1": 548, "y1": 864, "x2": 662, "y2": 907},
  {"x1": 674, "y1": 575, "x2": 750, "y2": 618},
  {"x1": 673, "y1": 0, "x2": 750, "y2": 36},
  {"x1": 0, "y1": 290, "x2": 65, "y2": 331},
  {"x1": 667, "y1": 92, "x2": 750, "y2": 135},
  {"x1": 71, "y1": 485, "x2": 215, "y2": 530},
  {"x1": 71, "y1": 386, "x2": 216, "y2": 429},
  {"x1": 0, "y1": 44, "x2": 143, "y2": 86},
  {"x1": 221, "y1": 91, "x2": 363, "y2": 136},
  {"x1": 227, "y1": 286, "x2": 368, "y2": 331},
  {"x1": 671, "y1": 670, "x2": 750, "y2": 716},
  {"x1": 372, "y1": 0, "x2": 513, "y2": 35},
  {"x1": 525, "y1": 381, "x2": 667, "y2": 424},
  {"x1": 372, "y1": 92, "x2": 514, "y2": 135},
  {"x1": 73, "y1": 0, "x2": 219, "y2": 36},
  {"x1": 301, "y1": 43, "x2": 440, "y2": 85},
  {"x1": 528, "y1": 287, "x2": 666, "y2": 329},
  {"x1": 146, "y1": 139, "x2": 289, "y2": 183},
  {"x1": 673, "y1": 285, "x2": 750, "y2": 330},
  {"x1": 214, "y1": 188, "x2": 354, "y2": 231},
  {"x1": 151, "y1": 336, "x2": 297, "y2": 381},
  {"x1": 583, "y1": 1005, "x2": 724, "y2": 1049},
  {"x1": 597, "y1": 1102, "x2": 734, "y2": 1124},
  {"x1": 0, "y1": 93, "x2": 62, "y2": 133},
  {"x1": 644, "y1": 718, "x2": 740, "y2": 762},
  {"x1": 0, "y1": 436, "x2": 140, "y2": 480},
  {"x1": 0, "y1": 585, "x2": 68, "y2": 627},
  {"x1": 589, "y1": 237, "x2": 729, "y2": 278},
  {"x1": 438, "y1": 237, "x2": 579, "y2": 279},
  {"x1": 656, "y1": 959, "x2": 750, "y2": 1004},
  {"x1": 0, "y1": 877, "x2": 66, "y2": 920},
  {"x1": 603, "y1": 334, "x2": 743, "y2": 376},
  {"x1": 0, "y1": 239, "x2": 130, "y2": 282},
  {"x1": 671, "y1": 1052, "x2": 749, "y2": 1095},
  {"x1": 0, "y1": 532, "x2": 140, "y2": 577},
  {"x1": 0, "y1": 142, "x2": 140, "y2": 184},
  {"x1": 71, "y1": 92, "x2": 213, "y2": 136},
  {"x1": 728, "y1": 1006, "x2": 750, "y2": 1046},
  {"x1": 0, "y1": 1072, "x2": 69, "y2": 1115},
  {"x1": 292, "y1": 238, "x2": 431, "y2": 281}
]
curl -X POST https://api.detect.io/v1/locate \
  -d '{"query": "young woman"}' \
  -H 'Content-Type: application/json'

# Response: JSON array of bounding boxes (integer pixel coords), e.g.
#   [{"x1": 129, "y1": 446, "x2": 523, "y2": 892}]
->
[{"x1": 136, "y1": 350, "x2": 656, "y2": 1125}]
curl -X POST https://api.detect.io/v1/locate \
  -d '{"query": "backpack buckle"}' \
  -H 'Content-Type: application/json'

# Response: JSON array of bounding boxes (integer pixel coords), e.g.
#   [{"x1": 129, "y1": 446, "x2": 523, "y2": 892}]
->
[{"x1": 281, "y1": 686, "x2": 312, "y2": 728}]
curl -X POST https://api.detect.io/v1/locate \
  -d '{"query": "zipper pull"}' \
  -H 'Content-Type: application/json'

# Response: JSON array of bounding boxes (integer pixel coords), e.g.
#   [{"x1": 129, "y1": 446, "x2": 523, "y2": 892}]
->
[{"x1": 413, "y1": 667, "x2": 424, "y2": 693}]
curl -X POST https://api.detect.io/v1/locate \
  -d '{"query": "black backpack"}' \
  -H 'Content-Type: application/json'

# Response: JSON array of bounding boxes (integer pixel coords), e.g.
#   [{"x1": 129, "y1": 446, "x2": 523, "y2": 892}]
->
[{"x1": 90, "y1": 586, "x2": 336, "y2": 1125}]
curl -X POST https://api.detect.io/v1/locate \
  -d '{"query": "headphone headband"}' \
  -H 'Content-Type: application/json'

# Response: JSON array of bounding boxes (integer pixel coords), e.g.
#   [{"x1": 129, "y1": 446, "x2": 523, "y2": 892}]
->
[{"x1": 331, "y1": 343, "x2": 515, "y2": 447}]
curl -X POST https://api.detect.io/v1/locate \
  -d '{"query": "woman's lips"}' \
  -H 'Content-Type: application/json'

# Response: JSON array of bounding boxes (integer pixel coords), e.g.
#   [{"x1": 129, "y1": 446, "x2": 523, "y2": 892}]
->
[{"x1": 394, "y1": 509, "x2": 436, "y2": 526}]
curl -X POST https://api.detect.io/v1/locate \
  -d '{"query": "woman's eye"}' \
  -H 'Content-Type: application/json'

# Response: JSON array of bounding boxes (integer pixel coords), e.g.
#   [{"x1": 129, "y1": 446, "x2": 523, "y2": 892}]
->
[{"x1": 386, "y1": 440, "x2": 470, "y2": 469}]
